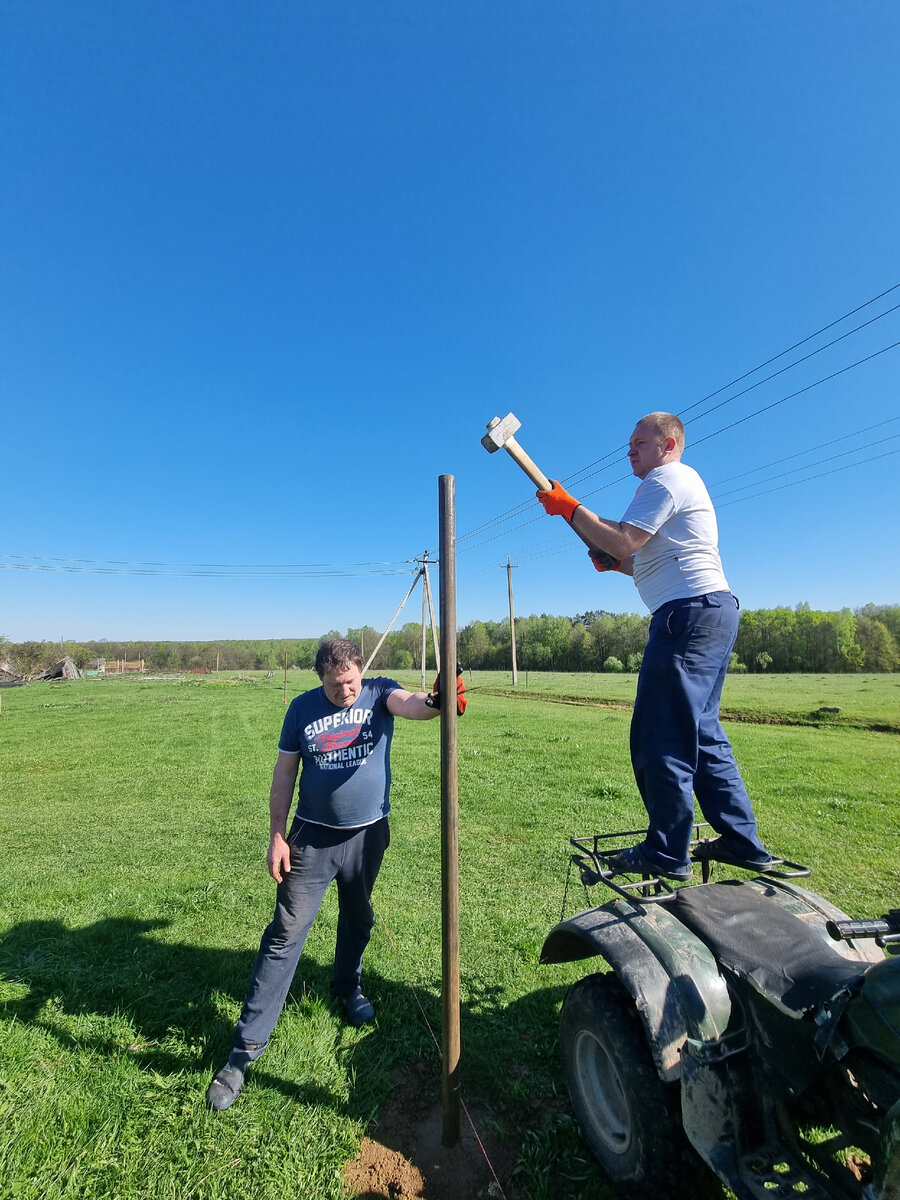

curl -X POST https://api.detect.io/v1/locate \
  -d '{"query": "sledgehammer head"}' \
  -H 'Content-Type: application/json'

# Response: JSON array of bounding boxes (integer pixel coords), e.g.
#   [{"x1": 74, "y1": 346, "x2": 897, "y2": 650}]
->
[{"x1": 481, "y1": 413, "x2": 521, "y2": 453}]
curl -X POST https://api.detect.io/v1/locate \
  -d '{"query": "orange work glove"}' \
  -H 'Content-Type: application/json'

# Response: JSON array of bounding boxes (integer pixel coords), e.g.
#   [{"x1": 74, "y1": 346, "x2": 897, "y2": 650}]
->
[
  {"x1": 535, "y1": 480, "x2": 580, "y2": 521},
  {"x1": 589, "y1": 549, "x2": 622, "y2": 573},
  {"x1": 425, "y1": 666, "x2": 467, "y2": 715}
]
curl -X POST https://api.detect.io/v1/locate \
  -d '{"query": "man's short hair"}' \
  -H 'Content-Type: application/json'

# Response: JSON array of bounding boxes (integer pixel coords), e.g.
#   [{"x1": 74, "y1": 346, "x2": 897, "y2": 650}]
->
[
  {"x1": 315, "y1": 637, "x2": 364, "y2": 678},
  {"x1": 639, "y1": 411, "x2": 685, "y2": 452}
]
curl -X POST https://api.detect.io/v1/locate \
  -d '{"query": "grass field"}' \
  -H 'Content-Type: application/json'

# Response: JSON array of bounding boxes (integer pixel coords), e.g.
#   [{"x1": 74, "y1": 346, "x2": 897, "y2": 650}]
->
[{"x1": 1, "y1": 671, "x2": 898, "y2": 1199}]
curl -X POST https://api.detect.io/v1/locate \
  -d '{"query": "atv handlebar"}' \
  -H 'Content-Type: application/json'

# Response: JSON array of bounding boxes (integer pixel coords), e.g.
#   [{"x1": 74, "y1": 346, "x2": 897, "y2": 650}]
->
[{"x1": 826, "y1": 909, "x2": 900, "y2": 947}]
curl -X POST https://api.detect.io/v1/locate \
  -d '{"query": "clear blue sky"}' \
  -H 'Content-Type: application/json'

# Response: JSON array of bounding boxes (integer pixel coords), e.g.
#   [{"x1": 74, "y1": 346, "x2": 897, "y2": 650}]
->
[{"x1": 2, "y1": 2, "x2": 898, "y2": 643}]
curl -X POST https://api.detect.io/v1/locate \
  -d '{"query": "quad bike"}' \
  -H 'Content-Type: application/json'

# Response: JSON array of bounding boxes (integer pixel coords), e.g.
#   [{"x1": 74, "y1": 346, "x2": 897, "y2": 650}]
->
[{"x1": 540, "y1": 826, "x2": 900, "y2": 1199}]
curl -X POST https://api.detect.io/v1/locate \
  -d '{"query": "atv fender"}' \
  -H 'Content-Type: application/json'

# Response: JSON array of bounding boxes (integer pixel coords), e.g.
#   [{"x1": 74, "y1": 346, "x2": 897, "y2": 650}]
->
[{"x1": 541, "y1": 898, "x2": 731, "y2": 1082}]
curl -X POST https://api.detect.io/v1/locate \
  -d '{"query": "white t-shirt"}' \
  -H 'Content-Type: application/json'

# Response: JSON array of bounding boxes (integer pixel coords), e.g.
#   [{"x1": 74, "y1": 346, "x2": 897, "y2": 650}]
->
[{"x1": 620, "y1": 462, "x2": 730, "y2": 613}]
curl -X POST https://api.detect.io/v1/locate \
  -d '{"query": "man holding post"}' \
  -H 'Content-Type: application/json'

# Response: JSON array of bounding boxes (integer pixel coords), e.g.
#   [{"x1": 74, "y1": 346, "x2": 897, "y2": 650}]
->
[
  {"x1": 206, "y1": 636, "x2": 465, "y2": 1111},
  {"x1": 536, "y1": 412, "x2": 772, "y2": 882}
]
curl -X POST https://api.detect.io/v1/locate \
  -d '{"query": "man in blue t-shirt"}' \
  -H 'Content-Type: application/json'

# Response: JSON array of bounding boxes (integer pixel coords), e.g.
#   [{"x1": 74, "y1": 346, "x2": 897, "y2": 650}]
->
[{"x1": 206, "y1": 637, "x2": 456, "y2": 1112}]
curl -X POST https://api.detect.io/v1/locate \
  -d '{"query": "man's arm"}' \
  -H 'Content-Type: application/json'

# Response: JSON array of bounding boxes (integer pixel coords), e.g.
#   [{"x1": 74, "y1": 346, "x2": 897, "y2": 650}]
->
[
  {"x1": 536, "y1": 480, "x2": 650, "y2": 564},
  {"x1": 570, "y1": 508, "x2": 650, "y2": 563},
  {"x1": 386, "y1": 688, "x2": 440, "y2": 721},
  {"x1": 268, "y1": 750, "x2": 300, "y2": 883}
]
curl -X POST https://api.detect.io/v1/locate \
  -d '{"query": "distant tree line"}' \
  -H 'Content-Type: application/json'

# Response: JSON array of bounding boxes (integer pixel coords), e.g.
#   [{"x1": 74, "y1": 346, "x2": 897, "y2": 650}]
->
[{"x1": 3, "y1": 604, "x2": 898, "y2": 678}]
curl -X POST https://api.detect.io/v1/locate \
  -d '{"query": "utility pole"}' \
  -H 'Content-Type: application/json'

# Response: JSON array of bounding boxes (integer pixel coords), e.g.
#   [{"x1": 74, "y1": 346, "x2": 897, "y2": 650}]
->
[
  {"x1": 421, "y1": 550, "x2": 428, "y2": 692},
  {"x1": 423, "y1": 555, "x2": 440, "y2": 674},
  {"x1": 504, "y1": 555, "x2": 519, "y2": 686}
]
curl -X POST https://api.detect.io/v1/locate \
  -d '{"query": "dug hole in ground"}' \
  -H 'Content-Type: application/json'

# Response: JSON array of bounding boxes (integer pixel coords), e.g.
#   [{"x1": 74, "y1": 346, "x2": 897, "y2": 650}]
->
[{"x1": 343, "y1": 1061, "x2": 517, "y2": 1199}]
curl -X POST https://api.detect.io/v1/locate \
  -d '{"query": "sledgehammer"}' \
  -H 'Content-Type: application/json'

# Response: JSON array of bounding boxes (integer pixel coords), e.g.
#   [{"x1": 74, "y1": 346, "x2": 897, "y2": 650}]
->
[
  {"x1": 481, "y1": 412, "x2": 619, "y2": 568},
  {"x1": 480, "y1": 413, "x2": 553, "y2": 491}
]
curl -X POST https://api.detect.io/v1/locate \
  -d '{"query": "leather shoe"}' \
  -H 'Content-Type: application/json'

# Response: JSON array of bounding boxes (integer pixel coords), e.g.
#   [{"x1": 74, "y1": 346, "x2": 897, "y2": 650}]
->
[
  {"x1": 609, "y1": 844, "x2": 692, "y2": 883},
  {"x1": 692, "y1": 837, "x2": 777, "y2": 871},
  {"x1": 205, "y1": 1063, "x2": 247, "y2": 1112},
  {"x1": 341, "y1": 989, "x2": 375, "y2": 1026}
]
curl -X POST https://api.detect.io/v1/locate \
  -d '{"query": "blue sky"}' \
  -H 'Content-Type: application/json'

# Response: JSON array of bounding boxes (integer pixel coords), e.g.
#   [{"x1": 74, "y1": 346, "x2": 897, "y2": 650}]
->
[{"x1": 2, "y1": 2, "x2": 898, "y2": 643}]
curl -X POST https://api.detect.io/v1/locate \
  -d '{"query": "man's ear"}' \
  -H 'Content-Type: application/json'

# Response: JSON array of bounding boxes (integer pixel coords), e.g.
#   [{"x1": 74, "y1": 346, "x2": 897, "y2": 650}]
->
[{"x1": 664, "y1": 436, "x2": 678, "y2": 454}]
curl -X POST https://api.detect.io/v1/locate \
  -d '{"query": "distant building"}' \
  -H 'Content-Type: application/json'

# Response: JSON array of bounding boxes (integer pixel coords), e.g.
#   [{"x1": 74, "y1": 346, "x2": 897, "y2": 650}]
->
[
  {"x1": 34, "y1": 657, "x2": 83, "y2": 681},
  {"x1": 0, "y1": 659, "x2": 23, "y2": 686}
]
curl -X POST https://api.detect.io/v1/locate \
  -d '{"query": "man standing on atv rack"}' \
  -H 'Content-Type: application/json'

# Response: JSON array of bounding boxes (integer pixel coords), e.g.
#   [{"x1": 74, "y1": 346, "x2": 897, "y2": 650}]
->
[{"x1": 536, "y1": 411, "x2": 773, "y2": 883}]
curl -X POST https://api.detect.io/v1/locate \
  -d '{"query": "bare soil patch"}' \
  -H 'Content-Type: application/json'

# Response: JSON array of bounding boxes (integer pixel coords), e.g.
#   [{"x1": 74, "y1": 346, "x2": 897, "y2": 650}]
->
[{"x1": 344, "y1": 1062, "x2": 515, "y2": 1199}]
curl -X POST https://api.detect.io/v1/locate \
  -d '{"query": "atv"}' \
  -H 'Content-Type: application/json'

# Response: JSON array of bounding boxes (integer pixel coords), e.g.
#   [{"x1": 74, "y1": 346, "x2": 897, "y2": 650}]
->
[{"x1": 540, "y1": 826, "x2": 900, "y2": 1199}]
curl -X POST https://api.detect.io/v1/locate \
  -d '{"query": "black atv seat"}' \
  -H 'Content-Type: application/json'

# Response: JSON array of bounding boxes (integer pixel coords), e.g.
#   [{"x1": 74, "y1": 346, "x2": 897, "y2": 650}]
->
[{"x1": 670, "y1": 882, "x2": 868, "y2": 1016}]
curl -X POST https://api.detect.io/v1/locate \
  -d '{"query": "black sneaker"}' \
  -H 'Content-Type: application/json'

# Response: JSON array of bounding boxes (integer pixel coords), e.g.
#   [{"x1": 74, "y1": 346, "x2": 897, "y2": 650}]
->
[
  {"x1": 340, "y1": 988, "x2": 375, "y2": 1026},
  {"x1": 692, "y1": 837, "x2": 778, "y2": 872},
  {"x1": 205, "y1": 1063, "x2": 247, "y2": 1112},
  {"x1": 609, "y1": 844, "x2": 693, "y2": 883}
]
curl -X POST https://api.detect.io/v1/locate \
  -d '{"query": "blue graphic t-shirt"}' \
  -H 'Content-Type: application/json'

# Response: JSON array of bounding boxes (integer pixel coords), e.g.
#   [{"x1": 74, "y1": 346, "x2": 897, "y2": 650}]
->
[{"x1": 278, "y1": 677, "x2": 402, "y2": 828}]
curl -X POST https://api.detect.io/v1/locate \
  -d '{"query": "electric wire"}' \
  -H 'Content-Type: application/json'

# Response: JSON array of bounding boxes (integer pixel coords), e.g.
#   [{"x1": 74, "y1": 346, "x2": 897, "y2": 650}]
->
[
  {"x1": 0, "y1": 560, "x2": 416, "y2": 579},
  {"x1": 457, "y1": 284, "x2": 900, "y2": 544},
  {"x1": 677, "y1": 282, "x2": 900, "y2": 417},
  {"x1": 712, "y1": 437, "x2": 900, "y2": 502},
  {"x1": 8, "y1": 286, "x2": 899, "y2": 591},
  {"x1": 458, "y1": 333, "x2": 900, "y2": 557},
  {"x1": 716, "y1": 445, "x2": 900, "y2": 508},
  {"x1": 0, "y1": 552, "x2": 412, "y2": 569},
  {"x1": 458, "y1": 418, "x2": 900, "y2": 578},
  {"x1": 688, "y1": 338, "x2": 900, "y2": 451},
  {"x1": 705, "y1": 415, "x2": 900, "y2": 490}
]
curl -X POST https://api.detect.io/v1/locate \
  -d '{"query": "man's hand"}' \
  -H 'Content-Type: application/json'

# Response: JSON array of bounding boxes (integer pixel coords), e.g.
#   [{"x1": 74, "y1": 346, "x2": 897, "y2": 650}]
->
[
  {"x1": 268, "y1": 832, "x2": 292, "y2": 883},
  {"x1": 589, "y1": 549, "x2": 622, "y2": 573},
  {"x1": 425, "y1": 665, "x2": 467, "y2": 714},
  {"x1": 536, "y1": 480, "x2": 580, "y2": 521}
]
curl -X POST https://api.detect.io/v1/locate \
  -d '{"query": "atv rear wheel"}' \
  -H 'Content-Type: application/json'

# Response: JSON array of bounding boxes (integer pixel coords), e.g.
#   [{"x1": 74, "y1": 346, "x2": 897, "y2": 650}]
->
[{"x1": 560, "y1": 972, "x2": 690, "y2": 1198}]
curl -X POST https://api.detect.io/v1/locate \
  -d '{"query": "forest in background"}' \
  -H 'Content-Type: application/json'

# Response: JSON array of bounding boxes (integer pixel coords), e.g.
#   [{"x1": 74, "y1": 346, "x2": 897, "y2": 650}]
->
[{"x1": 2, "y1": 603, "x2": 898, "y2": 677}]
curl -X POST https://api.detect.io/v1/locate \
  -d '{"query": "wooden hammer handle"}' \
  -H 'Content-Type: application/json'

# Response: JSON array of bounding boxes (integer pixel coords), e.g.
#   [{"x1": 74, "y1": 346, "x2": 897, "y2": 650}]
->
[
  {"x1": 505, "y1": 434, "x2": 604, "y2": 558},
  {"x1": 503, "y1": 436, "x2": 552, "y2": 492}
]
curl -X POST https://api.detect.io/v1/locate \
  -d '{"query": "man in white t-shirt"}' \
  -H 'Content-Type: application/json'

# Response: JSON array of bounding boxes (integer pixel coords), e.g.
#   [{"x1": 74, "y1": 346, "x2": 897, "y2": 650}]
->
[{"x1": 536, "y1": 412, "x2": 772, "y2": 882}]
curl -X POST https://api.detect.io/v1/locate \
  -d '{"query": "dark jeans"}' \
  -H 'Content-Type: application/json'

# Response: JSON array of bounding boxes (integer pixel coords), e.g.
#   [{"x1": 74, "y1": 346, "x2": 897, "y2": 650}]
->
[
  {"x1": 232, "y1": 817, "x2": 389, "y2": 1059},
  {"x1": 630, "y1": 591, "x2": 767, "y2": 873}
]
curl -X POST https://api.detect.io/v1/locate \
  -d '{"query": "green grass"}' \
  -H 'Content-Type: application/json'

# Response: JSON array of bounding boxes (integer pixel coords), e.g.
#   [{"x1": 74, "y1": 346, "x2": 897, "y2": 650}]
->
[
  {"x1": 0, "y1": 672, "x2": 898, "y2": 1198},
  {"x1": 467, "y1": 668, "x2": 900, "y2": 731}
]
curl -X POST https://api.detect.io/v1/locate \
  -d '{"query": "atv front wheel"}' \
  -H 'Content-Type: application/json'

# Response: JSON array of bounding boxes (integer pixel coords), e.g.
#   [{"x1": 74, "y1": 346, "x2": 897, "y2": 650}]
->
[{"x1": 560, "y1": 972, "x2": 690, "y2": 1198}]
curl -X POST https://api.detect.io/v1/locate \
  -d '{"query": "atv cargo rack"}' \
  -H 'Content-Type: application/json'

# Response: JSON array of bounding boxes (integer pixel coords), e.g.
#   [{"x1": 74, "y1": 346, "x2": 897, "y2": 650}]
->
[{"x1": 566, "y1": 824, "x2": 811, "y2": 908}]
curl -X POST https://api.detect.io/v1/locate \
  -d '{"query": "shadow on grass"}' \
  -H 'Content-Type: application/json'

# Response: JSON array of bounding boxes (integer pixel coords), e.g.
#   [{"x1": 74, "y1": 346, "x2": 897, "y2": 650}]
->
[
  {"x1": 0, "y1": 912, "x2": 566, "y2": 1080},
  {"x1": 0, "y1": 916, "x2": 726, "y2": 1199}
]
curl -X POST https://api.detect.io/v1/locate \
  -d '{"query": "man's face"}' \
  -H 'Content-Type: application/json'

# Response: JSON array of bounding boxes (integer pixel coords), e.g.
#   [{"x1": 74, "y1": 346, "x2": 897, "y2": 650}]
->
[
  {"x1": 321, "y1": 664, "x2": 363, "y2": 708},
  {"x1": 627, "y1": 421, "x2": 670, "y2": 480}
]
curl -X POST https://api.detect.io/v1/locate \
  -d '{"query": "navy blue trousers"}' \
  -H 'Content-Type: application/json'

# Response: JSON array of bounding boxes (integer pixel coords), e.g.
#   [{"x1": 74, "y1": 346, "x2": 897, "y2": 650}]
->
[
  {"x1": 232, "y1": 817, "x2": 389, "y2": 1059},
  {"x1": 630, "y1": 592, "x2": 767, "y2": 873}
]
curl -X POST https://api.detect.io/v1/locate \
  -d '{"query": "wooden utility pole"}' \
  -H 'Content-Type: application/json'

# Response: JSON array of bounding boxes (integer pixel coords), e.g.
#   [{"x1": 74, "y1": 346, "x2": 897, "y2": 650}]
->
[
  {"x1": 421, "y1": 551, "x2": 428, "y2": 693},
  {"x1": 363, "y1": 569, "x2": 424, "y2": 675},
  {"x1": 505, "y1": 555, "x2": 519, "y2": 686},
  {"x1": 438, "y1": 475, "x2": 460, "y2": 1147},
  {"x1": 423, "y1": 556, "x2": 440, "y2": 674}
]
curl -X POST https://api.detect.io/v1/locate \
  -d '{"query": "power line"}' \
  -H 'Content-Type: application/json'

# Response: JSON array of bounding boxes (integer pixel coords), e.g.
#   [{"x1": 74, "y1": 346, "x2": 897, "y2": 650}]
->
[
  {"x1": 458, "y1": 283, "x2": 900, "y2": 544},
  {"x1": 716, "y1": 446, "x2": 900, "y2": 508},
  {"x1": 689, "y1": 338, "x2": 900, "y2": 451},
  {"x1": 0, "y1": 557, "x2": 416, "y2": 579},
  {"x1": 457, "y1": 420, "x2": 899, "y2": 579},
  {"x1": 0, "y1": 553, "x2": 413, "y2": 569},
  {"x1": 711, "y1": 434, "x2": 900, "y2": 502},
  {"x1": 706, "y1": 415, "x2": 900, "y2": 491},
  {"x1": 677, "y1": 282, "x2": 900, "y2": 418},
  {"x1": 681, "y1": 303, "x2": 900, "y2": 430}
]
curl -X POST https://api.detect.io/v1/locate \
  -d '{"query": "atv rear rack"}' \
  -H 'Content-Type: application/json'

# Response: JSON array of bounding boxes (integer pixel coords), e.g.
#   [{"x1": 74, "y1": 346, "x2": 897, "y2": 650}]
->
[{"x1": 566, "y1": 825, "x2": 811, "y2": 907}]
